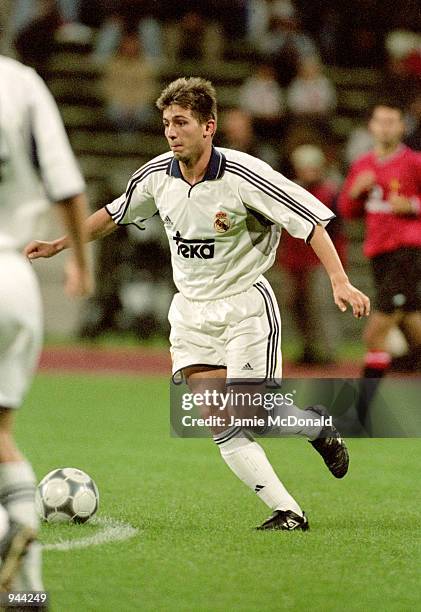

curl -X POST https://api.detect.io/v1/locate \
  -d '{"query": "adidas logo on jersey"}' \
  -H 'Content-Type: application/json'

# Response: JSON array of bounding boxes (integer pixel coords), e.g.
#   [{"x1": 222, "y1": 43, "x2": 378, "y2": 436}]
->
[
  {"x1": 163, "y1": 215, "x2": 173, "y2": 227},
  {"x1": 242, "y1": 362, "x2": 253, "y2": 371},
  {"x1": 254, "y1": 484, "x2": 265, "y2": 492},
  {"x1": 173, "y1": 231, "x2": 215, "y2": 259}
]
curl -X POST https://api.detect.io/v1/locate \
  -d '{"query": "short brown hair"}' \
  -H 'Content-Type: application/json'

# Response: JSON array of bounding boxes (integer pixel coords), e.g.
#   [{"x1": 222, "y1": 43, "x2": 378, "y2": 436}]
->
[
  {"x1": 370, "y1": 101, "x2": 404, "y2": 118},
  {"x1": 156, "y1": 77, "x2": 217, "y2": 124}
]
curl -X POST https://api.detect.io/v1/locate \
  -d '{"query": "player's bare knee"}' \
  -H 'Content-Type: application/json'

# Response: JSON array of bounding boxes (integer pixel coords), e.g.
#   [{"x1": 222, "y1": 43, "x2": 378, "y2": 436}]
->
[
  {"x1": 0, "y1": 407, "x2": 14, "y2": 431},
  {"x1": 363, "y1": 313, "x2": 399, "y2": 348},
  {"x1": 0, "y1": 411, "x2": 20, "y2": 462},
  {"x1": 400, "y1": 312, "x2": 421, "y2": 345}
]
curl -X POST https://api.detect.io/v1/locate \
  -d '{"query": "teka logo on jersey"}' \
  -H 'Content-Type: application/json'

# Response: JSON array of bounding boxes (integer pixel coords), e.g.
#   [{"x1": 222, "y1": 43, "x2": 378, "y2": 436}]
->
[{"x1": 173, "y1": 231, "x2": 215, "y2": 259}]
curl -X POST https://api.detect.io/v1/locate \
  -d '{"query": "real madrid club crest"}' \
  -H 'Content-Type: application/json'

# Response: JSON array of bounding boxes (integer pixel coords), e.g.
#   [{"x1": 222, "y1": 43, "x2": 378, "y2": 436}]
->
[{"x1": 214, "y1": 211, "x2": 231, "y2": 233}]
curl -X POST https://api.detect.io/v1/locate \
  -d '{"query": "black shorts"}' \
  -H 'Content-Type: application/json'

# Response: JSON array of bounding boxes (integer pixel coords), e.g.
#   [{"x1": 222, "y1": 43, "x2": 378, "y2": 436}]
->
[{"x1": 371, "y1": 247, "x2": 421, "y2": 313}]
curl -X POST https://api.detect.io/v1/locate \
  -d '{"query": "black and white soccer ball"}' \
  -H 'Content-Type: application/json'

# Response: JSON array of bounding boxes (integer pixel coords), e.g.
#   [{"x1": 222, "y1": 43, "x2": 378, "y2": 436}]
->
[{"x1": 36, "y1": 468, "x2": 99, "y2": 524}]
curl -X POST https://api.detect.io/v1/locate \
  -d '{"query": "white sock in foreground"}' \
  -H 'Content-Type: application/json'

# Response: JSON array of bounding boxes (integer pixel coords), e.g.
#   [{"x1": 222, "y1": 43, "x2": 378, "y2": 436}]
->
[
  {"x1": 266, "y1": 403, "x2": 324, "y2": 440},
  {"x1": 0, "y1": 461, "x2": 43, "y2": 591},
  {"x1": 214, "y1": 427, "x2": 303, "y2": 516}
]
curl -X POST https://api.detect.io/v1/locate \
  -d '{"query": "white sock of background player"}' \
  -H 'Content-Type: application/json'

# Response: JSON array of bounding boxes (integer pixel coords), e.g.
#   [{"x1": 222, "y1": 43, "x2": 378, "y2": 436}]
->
[
  {"x1": 214, "y1": 427, "x2": 303, "y2": 516},
  {"x1": 262, "y1": 403, "x2": 323, "y2": 439},
  {"x1": 0, "y1": 461, "x2": 43, "y2": 590},
  {"x1": 229, "y1": 387, "x2": 324, "y2": 439}
]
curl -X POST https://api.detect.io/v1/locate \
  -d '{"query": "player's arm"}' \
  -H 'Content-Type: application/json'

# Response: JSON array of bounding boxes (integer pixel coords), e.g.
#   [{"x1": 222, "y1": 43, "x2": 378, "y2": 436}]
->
[
  {"x1": 24, "y1": 206, "x2": 117, "y2": 260},
  {"x1": 23, "y1": 69, "x2": 96, "y2": 295},
  {"x1": 309, "y1": 224, "x2": 370, "y2": 318},
  {"x1": 389, "y1": 154, "x2": 421, "y2": 216},
  {"x1": 25, "y1": 157, "x2": 158, "y2": 262},
  {"x1": 236, "y1": 156, "x2": 370, "y2": 318},
  {"x1": 338, "y1": 164, "x2": 374, "y2": 218}
]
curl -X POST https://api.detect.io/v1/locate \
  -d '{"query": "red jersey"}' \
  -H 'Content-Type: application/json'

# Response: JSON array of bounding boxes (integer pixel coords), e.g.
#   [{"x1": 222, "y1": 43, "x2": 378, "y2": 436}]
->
[
  {"x1": 339, "y1": 145, "x2": 421, "y2": 258},
  {"x1": 278, "y1": 180, "x2": 345, "y2": 272}
]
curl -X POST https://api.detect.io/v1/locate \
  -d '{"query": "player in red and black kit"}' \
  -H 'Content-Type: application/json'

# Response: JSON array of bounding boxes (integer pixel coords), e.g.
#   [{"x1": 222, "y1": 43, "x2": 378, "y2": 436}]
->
[{"x1": 339, "y1": 103, "x2": 421, "y2": 429}]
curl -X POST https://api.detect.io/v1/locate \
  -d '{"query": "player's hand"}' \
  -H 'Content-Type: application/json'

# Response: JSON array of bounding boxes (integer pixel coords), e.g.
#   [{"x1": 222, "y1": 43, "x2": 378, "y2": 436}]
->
[
  {"x1": 64, "y1": 257, "x2": 94, "y2": 297},
  {"x1": 389, "y1": 194, "x2": 413, "y2": 215},
  {"x1": 24, "y1": 239, "x2": 62, "y2": 260},
  {"x1": 349, "y1": 171, "x2": 376, "y2": 199},
  {"x1": 332, "y1": 279, "x2": 370, "y2": 318}
]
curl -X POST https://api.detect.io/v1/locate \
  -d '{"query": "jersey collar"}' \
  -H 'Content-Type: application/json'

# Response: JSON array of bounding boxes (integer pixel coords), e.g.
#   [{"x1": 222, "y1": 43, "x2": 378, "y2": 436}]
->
[{"x1": 166, "y1": 146, "x2": 226, "y2": 181}]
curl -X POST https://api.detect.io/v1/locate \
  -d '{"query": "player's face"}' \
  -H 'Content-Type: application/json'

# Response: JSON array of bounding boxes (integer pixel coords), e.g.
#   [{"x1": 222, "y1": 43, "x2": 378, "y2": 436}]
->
[
  {"x1": 163, "y1": 105, "x2": 214, "y2": 163},
  {"x1": 369, "y1": 106, "x2": 405, "y2": 147}
]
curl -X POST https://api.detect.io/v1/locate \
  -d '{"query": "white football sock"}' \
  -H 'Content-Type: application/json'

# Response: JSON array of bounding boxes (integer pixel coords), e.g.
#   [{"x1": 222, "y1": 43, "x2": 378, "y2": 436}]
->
[
  {"x1": 0, "y1": 461, "x2": 43, "y2": 591},
  {"x1": 265, "y1": 404, "x2": 323, "y2": 440},
  {"x1": 214, "y1": 427, "x2": 302, "y2": 515}
]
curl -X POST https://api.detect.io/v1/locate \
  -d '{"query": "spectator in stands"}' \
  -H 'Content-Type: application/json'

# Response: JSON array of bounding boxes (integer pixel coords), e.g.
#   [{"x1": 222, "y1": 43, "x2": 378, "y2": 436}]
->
[
  {"x1": 14, "y1": 0, "x2": 61, "y2": 73},
  {"x1": 102, "y1": 32, "x2": 158, "y2": 132},
  {"x1": 256, "y1": 6, "x2": 318, "y2": 86},
  {"x1": 219, "y1": 108, "x2": 257, "y2": 154},
  {"x1": 344, "y1": 123, "x2": 374, "y2": 166},
  {"x1": 92, "y1": 0, "x2": 163, "y2": 65},
  {"x1": 277, "y1": 145, "x2": 345, "y2": 364},
  {"x1": 239, "y1": 60, "x2": 285, "y2": 139},
  {"x1": 385, "y1": 30, "x2": 421, "y2": 80},
  {"x1": 218, "y1": 107, "x2": 279, "y2": 167},
  {"x1": 286, "y1": 56, "x2": 336, "y2": 122},
  {"x1": 335, "y1": 0, "x2": 387, "y2": 68},
  {"x1": 160, "y1": 1, "x2": 224, "y2": 64},
  {"x1": 11, "y1": 0, "x2": 92, "y2": 48},
  {"x1": 247, "y1": 0, "x2": 295, "y2": 46},
  {"x1": 384, "y1": 29, "x2": 421, "y2": 105}
]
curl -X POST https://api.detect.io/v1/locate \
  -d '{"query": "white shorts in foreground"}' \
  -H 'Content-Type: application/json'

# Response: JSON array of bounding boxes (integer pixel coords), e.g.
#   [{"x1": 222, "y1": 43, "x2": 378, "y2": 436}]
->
[
  {"x1": 169, "y1": 275, "x2": 282, "y2": 381},
  {"x1": 0, "y1": 252, "x2": 42, "y2": 408}
]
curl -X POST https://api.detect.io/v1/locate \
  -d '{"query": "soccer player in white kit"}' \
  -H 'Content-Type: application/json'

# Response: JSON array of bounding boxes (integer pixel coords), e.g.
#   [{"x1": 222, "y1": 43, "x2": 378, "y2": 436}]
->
[
  {"x1": 0, "y1": 55, "x2": 92, "y2": 594},
  {"x1": 26, "y1": 78, "x2": 370, "y2": 531}
]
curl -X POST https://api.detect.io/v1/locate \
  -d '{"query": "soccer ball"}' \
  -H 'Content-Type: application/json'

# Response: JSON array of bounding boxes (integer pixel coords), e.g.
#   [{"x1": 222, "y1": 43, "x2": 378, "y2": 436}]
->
[{"x1": 36, "y1": 468, "x2": 99, "y2": 524}]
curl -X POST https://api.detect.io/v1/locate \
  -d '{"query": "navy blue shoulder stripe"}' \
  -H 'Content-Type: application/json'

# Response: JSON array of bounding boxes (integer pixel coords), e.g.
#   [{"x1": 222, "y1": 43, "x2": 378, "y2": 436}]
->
[
  {"x1": 125, "y1": 158, "x2": 171, "y2": 206},
  {"x1": 225, "y1": 163, "x2": 315, "y2": 228},
  {"x1": 113, "y1": 160, "x2": 170, "y2": 223},
  {"x1": 226, "y1": 159, "x2": 330, "y2": 222},
  {"x1": 131, "y1": 155, "x2": 173, "y2": 181},
  {"x1": 225, "y1": 159, "x2": 329, "y2": 225}
]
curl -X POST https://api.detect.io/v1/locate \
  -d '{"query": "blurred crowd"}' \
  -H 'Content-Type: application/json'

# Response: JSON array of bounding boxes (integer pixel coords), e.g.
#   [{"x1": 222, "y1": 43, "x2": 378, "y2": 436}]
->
[
  {"x1": 1, "y1": 0, "x2": 419, "y2": 135},
  {"x1": 0, "y1": 0, "x2": 420, "y2": 361},
  {"x1": 2, "y1": 1, "x2": 420, "y2": 71}
]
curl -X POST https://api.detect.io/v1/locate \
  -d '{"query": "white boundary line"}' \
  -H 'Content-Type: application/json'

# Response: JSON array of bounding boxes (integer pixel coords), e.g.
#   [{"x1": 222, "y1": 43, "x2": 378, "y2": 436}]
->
[{"x1": 43, "y1": 516, "x2": 138, "y2": 552}]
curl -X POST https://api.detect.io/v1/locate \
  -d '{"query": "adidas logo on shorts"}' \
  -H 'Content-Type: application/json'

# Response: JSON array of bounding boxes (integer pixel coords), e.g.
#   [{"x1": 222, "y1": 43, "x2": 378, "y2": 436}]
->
[{"x1": 242, "y1": 362, "x2": 253, "y2": 371}]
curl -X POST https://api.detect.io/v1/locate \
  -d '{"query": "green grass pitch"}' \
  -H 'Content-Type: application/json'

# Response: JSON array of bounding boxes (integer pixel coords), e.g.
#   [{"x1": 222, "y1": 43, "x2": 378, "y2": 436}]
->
[{"x1": 17, "y1": 373, "x2": 421, "y2": 611}]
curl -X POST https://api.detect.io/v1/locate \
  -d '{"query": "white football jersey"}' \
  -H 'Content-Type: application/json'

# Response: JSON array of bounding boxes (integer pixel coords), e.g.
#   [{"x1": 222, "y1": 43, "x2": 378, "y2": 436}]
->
[
  {"x1": 0, "y1": 56, "x2": 85, "y2": 250},
  {"x1": 106, "y1": 147, "x2": 334, "y2": 300}
]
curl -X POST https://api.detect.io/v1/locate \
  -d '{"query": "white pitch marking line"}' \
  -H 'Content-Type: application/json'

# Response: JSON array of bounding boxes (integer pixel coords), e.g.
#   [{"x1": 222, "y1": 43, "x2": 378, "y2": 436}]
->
[{"x1": 43, "y1": 516, "x2": 138, "y2": 552}]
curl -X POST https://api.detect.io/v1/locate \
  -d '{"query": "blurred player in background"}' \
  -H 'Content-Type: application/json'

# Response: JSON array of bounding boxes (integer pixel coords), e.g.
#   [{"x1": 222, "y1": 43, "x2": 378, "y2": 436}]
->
[
  {"x1": 339, "y1": 103, "x2": 421, "y2": 429},
  {"x1": 277, "y1": 144, "x2": 345, "y2": 364},
  {"x1": 26, "y1": 77, "x2": 370, "y2": 532},
  {"x1": 0, "y1": 55, "x2": 92, "y2": 594}
]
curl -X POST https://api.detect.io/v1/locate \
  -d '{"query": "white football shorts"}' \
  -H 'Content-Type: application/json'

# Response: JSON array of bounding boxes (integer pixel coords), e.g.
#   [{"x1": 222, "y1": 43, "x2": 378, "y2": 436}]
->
[
  {"x1": 0, "y1": 252, "x2": 43, "y2": 408},
  {"x1": 168, "y1": 275, "x2": 282, "y2": 382}
]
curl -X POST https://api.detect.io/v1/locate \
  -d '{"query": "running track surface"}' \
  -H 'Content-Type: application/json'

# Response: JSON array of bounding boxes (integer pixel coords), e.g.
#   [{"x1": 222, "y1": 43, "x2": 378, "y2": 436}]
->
[{"x1": 39, "y1": 346, "x2": 361, "y2": 378}]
